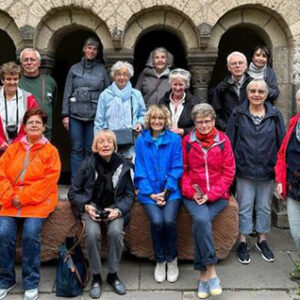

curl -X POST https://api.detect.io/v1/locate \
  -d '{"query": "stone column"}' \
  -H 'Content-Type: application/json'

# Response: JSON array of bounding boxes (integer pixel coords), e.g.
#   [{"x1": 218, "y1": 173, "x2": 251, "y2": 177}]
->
[
  {"x1": 186, "y1": 50, "x2": 218, "y2": 103},
  {"x1": 103, "y1": 49, "x2": 134, "y2": 75}
]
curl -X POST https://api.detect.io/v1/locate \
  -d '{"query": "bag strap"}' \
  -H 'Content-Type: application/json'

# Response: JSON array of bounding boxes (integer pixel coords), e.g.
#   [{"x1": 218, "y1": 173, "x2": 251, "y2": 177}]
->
[
  {"x1": 67, "y1": 220, "x2": 86, "y2": 253},
  {"x1": 146, "y1": 78, "x2": 164, "y2": 101},
  {"x1": 41, "y1": 74, "x2": 45, "y2": 111}
]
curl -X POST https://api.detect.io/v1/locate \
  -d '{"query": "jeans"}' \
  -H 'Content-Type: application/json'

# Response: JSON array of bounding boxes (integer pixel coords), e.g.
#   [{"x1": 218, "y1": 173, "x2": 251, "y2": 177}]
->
[
  {"x1": 236, "y1": 177, "x2": 274, "y2": 235},
  {"x1": 142, "y1": 199, "x2": 181, "y2": 263},
  {"x1": 0, "y1": 217, "x2": 45, "y2": 290},
  {"x1": 69, "y1": 118, "x2": 94, "y2": 179},
  {"x1": 287, "y1": 197, "x2": 300, "y2": 251},
  {"x1": 183, "y1": 198, "x2": 228, "y2": 271},
  {"x1": 82, "y1": 213, "x2": 124, "y2": 274}
]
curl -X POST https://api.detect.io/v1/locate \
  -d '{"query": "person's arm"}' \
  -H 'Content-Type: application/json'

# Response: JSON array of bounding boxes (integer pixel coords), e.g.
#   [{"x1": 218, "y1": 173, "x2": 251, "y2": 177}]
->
[
  {"x1": 134, "y1": 90, "x2": 146, "y2": 126},
  {"x1": 265, "y1": 67, "x2": 280, "y2": 104},
  {"x1": 226, "y1": 110, "x2": 238, "y2": 149},
  {"x1": 211, "y1": 84, "x2": 227, "y2": 131},
  {"x1": 61, "y1": 67, "x2": 74, "y2": 117},
  {"x1": 94, "y1": 92, "x2": 108, "y2": 135},
  {"x1": 275, "y1": 112, "x2": 286, "y2": 148},
  {"x1": 103, "y1": 68, "x2": 110, "y2": 88}
]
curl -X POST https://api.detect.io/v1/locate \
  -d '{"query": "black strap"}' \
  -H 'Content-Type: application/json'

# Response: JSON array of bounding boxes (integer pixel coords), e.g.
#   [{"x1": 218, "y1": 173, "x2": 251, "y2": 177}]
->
[
  {"x1": 146, "y1": 78, "x2": 164, "y2": 101},
  {"x1": 41, "y1": 74, "x2": 45, "y2": 110},
  {"x1": 4, "y1": 89, "x2": 19, "y2": 128}
]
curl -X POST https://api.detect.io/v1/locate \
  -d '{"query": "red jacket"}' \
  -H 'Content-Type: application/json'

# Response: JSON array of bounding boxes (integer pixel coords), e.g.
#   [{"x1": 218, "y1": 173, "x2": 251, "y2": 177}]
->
[
  {"x1": 181, "y1": 129, "x2": 235, "y2": 202},
  {"x1": 275, "y1": 113, "x2": 300, "y2": 198}
]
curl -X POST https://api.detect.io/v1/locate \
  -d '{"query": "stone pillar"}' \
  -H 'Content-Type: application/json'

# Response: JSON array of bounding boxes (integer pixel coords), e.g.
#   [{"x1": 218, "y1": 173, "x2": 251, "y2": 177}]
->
[{"x1": 186, "y1": 50, "x2": 218, "y2": 103}]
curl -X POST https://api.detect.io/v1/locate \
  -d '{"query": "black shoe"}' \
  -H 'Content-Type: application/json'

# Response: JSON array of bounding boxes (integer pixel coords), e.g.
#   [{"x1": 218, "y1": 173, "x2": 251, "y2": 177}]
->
[
  {"x1": 255, "y1": 240, "x2": 275, "y2": 262},
  {"x1": 107, "y1": 273, "x2": 126, "y2": 295},
  {"x1": 237, "y1": 242, "x2": 251, "y2": 264},
  {"x1": 249, "y1": 230, "x2": 258, "y2": 238}
]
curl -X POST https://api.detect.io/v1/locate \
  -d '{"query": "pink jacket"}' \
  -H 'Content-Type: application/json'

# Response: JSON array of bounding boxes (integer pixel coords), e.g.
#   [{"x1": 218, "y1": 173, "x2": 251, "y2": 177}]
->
[{"x1": 181, "y1": 129, "x2": 235, "y2": 202}]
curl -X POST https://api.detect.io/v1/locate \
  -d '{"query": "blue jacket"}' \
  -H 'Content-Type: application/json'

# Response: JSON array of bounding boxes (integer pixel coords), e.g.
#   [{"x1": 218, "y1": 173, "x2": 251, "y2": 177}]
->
[
  {"x1": 134, "y1": 129, "x2": 183, "y2": 204},
  {"x1": 226, "y1": 100, "x2": 285, "y2": 180}
]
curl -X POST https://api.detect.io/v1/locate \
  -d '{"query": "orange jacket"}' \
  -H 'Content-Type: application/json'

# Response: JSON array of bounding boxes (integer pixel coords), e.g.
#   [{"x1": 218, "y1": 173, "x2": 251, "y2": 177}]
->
[{"x1": 0, "y1": 136, "x2": 61, "y2": 218}]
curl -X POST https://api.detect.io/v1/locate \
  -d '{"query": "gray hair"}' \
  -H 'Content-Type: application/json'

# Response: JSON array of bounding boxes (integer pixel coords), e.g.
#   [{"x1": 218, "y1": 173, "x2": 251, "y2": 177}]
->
[
  {"x1": 169, "y1": 68, "x2": 191, "y2": 89},
  {"x1": 246, "y1": 78, "x2": 269, "y2": 96},
  {"x1": 296, "y1": 88, "x2": 300, "y2": 100},
  {"x1": 146, "y1": 47, "x2": 174, "y2": 68},
  {"x1": 20, "y1": 48, "x2": 41, "y2": 62},
  {"x1": 227, "y1": 51, "x2": 247, "y2": 65},
  {"x1": 191, "y1": 103, "x2": 216, "y2": 121},
  {"x1": 83, "y1": 37, "x2": 100, "y2": 49},
  {"x1": 111, "y1": 61, "x2": 134, "y2": 78}
]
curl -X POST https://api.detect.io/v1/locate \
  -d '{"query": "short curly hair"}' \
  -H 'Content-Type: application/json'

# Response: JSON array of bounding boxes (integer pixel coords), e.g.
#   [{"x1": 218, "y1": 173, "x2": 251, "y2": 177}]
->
[
  {"x1": 0, "y1": 61, "x2": 22, "y2": 80},
  {"x1": 144, "y1": 104, "x2": 171, "y2": 129}
]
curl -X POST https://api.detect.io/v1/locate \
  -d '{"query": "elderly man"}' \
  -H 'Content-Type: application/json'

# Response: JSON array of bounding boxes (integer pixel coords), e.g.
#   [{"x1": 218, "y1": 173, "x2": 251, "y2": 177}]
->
[
  {"x1": 19, "y1": 48, "x2": 57, "y2": 140},
  {"x1": 211, "y1": 51, "x2": 252, "y2": 131}
]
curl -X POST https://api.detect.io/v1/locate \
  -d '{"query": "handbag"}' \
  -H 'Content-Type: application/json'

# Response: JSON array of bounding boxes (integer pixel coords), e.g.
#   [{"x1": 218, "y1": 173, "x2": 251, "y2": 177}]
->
[{"x1": 55, "y1": 221, "x2": 89, "y2": 297}]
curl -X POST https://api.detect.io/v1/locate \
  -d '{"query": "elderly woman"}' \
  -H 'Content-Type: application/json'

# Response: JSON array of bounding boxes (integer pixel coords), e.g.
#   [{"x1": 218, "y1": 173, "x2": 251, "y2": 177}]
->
[
  {"x1": 94, "y1": 61, "x2": 146, "y2": 160},
  {"x1": 136, "y1": 47, "x2": 173, "y2": 107},
  {"x1": 62, "y1": 37, "x2": 110, "y2": 178},
  {"x1": 248, "y1": 46, "x2": 279, "y2": 104},
  {"x1": 159, "y1": 68, "x2": 197, "y2": 137},
  {"x1": 68, "y1": 129, "x2": 134, "y2": 299},
  {"x1": 134, "y1": 105, "x2": 183, "y2": 283},
  {"x1": 275, "y1": 89, "x2": 300, "y2": 280},
  {"x1": 226, "y1": 79, "x2": 285, "y2": 265},
  {"x1": 181, "y1": 103, "x2": 235, "y2": 298},
  {"x1": 0, "y1": 61, "x2": 38, "y2": 155},
  {"x1": 0, "y1": 108, "x2": 61, "y2": 300}
]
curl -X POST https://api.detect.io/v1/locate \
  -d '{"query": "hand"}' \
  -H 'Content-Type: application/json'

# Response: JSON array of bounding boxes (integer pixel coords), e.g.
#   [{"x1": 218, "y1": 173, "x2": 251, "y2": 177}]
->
[
  {"x1": 194, "y1": 194, "x2": 208, "y2": 205},
  {"x1": 85, "y1": 204, "x2": 99, "y2": 221},
  {"x1": 133, "y1": 123, "x2": 143, "y2": 135},
  {"x1": 276, "y1": 183, "x2": 284, "y2": 199},
  {"x1": 12, "y1": 196, "x2": 22, "y2": 208},
  {"x1": 150, "y1": 193, "x2": 166, "y2": 207},
  {"x1": 62, "y1": 117, "x2": 69, "y2": 131},
  {"x1": 105, "y1": 208, "x2": 120, "y2": 221},
  {"x1": 0, "y1": 142, "x2": 8, "y2": 152},
  {"x1": 170, "y1": 127, "x2": 184, "y2": 136}
]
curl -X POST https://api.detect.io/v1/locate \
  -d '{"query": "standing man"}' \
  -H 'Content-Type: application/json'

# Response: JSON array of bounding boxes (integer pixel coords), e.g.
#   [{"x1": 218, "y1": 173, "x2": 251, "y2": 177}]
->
[
  {"x1": 19, "y1": 48, "x2": 57, "y2": 140},
  {"x1": 211, "y1": 51, "x2": 252, "y2": 131}
]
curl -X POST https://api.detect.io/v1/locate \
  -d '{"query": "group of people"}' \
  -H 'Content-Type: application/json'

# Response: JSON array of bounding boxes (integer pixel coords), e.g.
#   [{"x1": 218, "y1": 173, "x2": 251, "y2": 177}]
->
[{"x1": 0, "y1": 37, "x2": 299, "y2": 300}]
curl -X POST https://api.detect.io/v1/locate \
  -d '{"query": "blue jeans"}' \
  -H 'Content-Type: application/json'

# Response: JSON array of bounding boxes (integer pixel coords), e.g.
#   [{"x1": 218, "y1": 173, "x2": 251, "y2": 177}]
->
[
  {"x1": 69, "y1": 118, "x2": 94, "y2": 178},
  {"x1": 0, "y1": 217, "x2": 45, "y2": 290},
  {"x1": 142, "y1": 200, "x2": 181, "y2": 262},
  {"x1": 287, "y1": 197, "x2": 300, "y2": 252},
  {"x1": 236, "y1": 177, "x2": 274, "y2": 235},
  {"x1": 183, "y1": 198, "x2": 228, "y2": 271}
]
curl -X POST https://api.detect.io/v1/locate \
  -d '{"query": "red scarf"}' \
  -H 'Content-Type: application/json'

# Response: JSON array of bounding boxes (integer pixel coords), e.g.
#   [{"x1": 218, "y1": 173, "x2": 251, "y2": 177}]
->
[{"x1": 195, "y1": 127, "x2": 217, "y2": 149}]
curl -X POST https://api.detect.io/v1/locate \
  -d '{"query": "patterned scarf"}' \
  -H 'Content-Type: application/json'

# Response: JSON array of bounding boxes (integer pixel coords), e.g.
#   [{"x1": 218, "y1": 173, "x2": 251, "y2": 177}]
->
[{"x1": 195, "y1": 127, "x2": 217, "y2": 149}]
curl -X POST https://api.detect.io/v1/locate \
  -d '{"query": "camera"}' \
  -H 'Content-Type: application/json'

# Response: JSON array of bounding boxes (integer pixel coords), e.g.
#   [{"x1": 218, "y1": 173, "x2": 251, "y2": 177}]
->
[
  {"x1": 6, "y1": 124, "x2": 18, "y2": 139},
  {"x1": 95, "y1": 209, "x2": 109, "y2": 220}
]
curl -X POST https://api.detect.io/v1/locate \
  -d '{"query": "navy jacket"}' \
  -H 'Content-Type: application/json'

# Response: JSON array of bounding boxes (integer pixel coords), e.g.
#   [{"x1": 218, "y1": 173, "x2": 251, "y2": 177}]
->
[
  {"x1": 226, "y1": 101, "x2": 285, "y2": 180},
  {"x1": 264, "y1": 66, "x2": 280, "y2": 104}
]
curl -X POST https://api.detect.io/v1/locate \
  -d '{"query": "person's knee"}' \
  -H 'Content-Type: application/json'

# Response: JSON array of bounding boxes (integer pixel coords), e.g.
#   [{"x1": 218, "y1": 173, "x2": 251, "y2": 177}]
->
[
  {"x1": 107, "y1": 226, "x2": 123, "y2": 241},
  {"x1": 85, "y1": 226, "x2": 101, "y2": 242},
  {"x1": 193, "y1": 214, "x2": 209, "y2": 229}
]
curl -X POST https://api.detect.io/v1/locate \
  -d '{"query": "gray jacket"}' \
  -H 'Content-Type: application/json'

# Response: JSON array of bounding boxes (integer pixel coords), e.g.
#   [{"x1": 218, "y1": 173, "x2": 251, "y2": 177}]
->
[
  {"x1": 136, "y1": 67, "x2": 171, "y2": 107},
  {"x1": 62, "y1": 58, "x2": 110, "y2": 121}
]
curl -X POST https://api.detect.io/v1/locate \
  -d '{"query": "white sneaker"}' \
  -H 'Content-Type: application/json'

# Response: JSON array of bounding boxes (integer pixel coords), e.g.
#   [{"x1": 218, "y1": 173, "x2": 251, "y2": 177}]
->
[
  {"x1": 167, "y1": 257, "x2": 179, "y2": 282},
  {"x1": 154, "y1": 261, "x2": 166, "y2": 283},
  {"x1": 0, "y1": 284, "x2": 16, "y2": 299},
  {"x1": 24, "y1": 288, "x2": 38, "y2": 300}
]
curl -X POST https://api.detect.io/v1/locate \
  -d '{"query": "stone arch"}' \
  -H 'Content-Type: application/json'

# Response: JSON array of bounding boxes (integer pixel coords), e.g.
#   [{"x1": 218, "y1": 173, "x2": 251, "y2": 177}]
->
[{"x1": 123, "y1": 8, "x2": 199, "y2": 51}]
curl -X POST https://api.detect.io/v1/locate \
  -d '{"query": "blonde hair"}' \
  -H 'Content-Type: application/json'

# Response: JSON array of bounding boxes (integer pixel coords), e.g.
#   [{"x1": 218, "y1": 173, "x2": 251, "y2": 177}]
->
[
  {"x1": 0, "y1": 61, "x2": 22, "y2": 79},
  {"x1": 144, "y1": 104, "x2": 171, "y2": 129},
  {"x1": 92, "y1": 129, "x2": 118, "y2": 153}
]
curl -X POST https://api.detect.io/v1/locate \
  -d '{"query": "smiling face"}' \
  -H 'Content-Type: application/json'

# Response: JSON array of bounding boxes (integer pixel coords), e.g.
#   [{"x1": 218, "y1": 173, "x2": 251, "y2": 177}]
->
[
  {"x1": 2, "y1": 73, "x2": 19, "y2": 96},
  {"x1": 114, "y1": 67, "x2": 130, "y2": 89},
  {"x1": 150, "y1": 114, "x2": 166, "y2": 135},
  {"x1": 227, "y1": 54, "x2": 247, "y2": 80},
  {"x1": 153, "y1": 51, "x2": 167, "y2": 73},
  {"x1": 247, "y1": 82, "x2": 267, "y2": 108},
  {"x1": 24, "y1": 115, "x2": 45, "y2": 142},
  {"x1": 20, "y1": 50, "x2": 41, "y2": 77},
  {"x1": 171, "y1": 77, "x2": 186, "y2": 100},
  {"x1": 194, "y1": 114, "x2": 215, "y2": 135},
  {"x1": 252, "y1": 49, "x2": 268, "y2": 68},
  {"x1": 96, "y1": 132, "x2": 115, "y2": 160},
  {"x1": 83, "y1": 44, "x2": 98, "y2": 60}
]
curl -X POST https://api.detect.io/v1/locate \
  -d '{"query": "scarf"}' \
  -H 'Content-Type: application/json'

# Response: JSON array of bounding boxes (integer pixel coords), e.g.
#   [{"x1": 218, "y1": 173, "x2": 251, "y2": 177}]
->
[
  {"x1": 195, "y1": 127, "x2": 217, "y2": 149},
  {"x1": 248, "y1": 62, "x2": 266, "y2": 79},
  {"x1": 110, "y1": 81, "x2": 132, "y2": 102}
]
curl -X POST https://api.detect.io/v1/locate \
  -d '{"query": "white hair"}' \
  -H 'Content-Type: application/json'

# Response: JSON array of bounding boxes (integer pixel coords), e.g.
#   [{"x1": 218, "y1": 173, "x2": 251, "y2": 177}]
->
[
  {"x1": 110, "y1": 61, "x2": 134, "y2": 78},
  {"x1": 20, "y1": 48, "x2": 41, "y2": 62},
  {"x1": 169, "y1": 68, "x2": 191, "y2": 89},
  {"x1": 246, "y1": 78, "x2": 269, "y2": 97},
  {"x1": 227, "y1": 51, "x2": 247, "y2": 65}
]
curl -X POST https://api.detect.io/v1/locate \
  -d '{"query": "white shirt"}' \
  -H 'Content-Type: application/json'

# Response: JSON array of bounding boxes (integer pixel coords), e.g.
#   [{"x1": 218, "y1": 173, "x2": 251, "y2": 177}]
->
[{"x1": 169, "y1": 92, "x2": 185, "y2": 128}]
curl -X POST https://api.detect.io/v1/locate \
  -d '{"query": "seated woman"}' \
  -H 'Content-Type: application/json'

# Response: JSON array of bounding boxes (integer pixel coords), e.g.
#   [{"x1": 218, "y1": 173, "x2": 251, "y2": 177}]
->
[
  {"x1": 0, "y1": 61, "x2": 38, "y2": 155},
  {"x1": 159, "y1": 68, "x2": 197, "y2": 137},
  {"x1": 134, "y1": 105, "x2": 183, "y2": 283},
  {"x1": 136, "y1": 47, "x2": 173, "y2": 107},
  {"x1": 0, "y1": 108, "x2": 61, "y2": 300},
  {"x1": 94, "y1": 61, "x2": 146, "y2": 160},
  {"x1": 181, "y1": 103, "x2": 235, "y2": 298},
  {"x1": 248, "y1": 45, "x2": 279, "y2": 104},
  {"x1": 275, "y1": 89, "x2": 300, "y2": 280},
  {"x1": 68, "y1": 129, "x2": 134, "y2": 299},
  {"x1": 227, "y1": 79, "x2": 285, "y2": 264}
]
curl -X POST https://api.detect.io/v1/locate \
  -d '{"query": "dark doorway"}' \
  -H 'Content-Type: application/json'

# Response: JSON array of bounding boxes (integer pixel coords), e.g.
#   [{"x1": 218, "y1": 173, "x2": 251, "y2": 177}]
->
[
  {"x1": 132, "y1": 30, "x2": 187, "y2": 85},
  {"x1": 52, "y1": 29, "x2": 103, "y2": 184},
  {"x1": 209, "y1": 25, "x2": 269, "y2": 89},
  {"x1": 0, "y1": 30, "x2": 16, "y2": 65}
]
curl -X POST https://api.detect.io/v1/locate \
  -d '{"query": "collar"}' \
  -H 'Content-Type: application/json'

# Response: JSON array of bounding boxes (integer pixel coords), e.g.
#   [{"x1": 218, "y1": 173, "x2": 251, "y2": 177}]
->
[
  {"x1": 20, "y1": 134, "x2": 48, "y2": 151},
  {"x1": 170, "y1": 92, "x2": 186, "y2": 104},
  {"x1": 229, "y1": 75, "x2": 245, "y2": 85}
]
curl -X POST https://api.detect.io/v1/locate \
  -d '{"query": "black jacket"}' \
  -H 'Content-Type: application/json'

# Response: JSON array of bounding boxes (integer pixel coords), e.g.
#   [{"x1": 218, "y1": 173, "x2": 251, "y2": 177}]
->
[
  {"x1": 226, "y1": 100, "x2": 286, "y2": 180},
  {"x1": 264, "y1": 66, "x2": 280, "y2": 104},
  {"x1": 159, "y1": 90, "x2": 198, "y2": 135},
  {"x1": 211, "y1": 74, "x2": 252, "y2": 131},
  {"x1": 68, "y1": 153, "x2": 134, "y2": 223}
]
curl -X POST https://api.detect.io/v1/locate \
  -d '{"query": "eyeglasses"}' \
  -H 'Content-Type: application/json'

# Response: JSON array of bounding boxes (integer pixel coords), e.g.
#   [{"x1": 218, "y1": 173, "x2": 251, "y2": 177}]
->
[
  {"x1": 170, "y1": 68, "x2": 190, "y2": 76},
  {"x1": 22, "y1": 58, "x2": 37, "y2": 62},
  {"x1": 195, "y1": 119, "x2": 213, "y2": 125},
  {"x1": 248, "y1": 89, "x2": 265, "y2": 95},
  {"x1": 229, "y1": 61, "x2": 245, "y2": 67}
]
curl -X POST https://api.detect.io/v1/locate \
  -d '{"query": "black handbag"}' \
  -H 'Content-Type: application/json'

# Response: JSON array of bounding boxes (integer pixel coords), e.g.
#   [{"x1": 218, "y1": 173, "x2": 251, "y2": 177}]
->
[{"x1": 55, "y1": 221, "x2": 89, "y2": 297}]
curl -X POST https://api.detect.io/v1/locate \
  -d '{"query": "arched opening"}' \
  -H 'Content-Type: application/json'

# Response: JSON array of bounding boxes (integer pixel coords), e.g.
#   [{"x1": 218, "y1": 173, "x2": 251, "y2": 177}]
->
[
  {"x1": 0, "y1": 30, "x2": 16, "y2": 65},
  {"x1": 209, "y1": 25, "x2": 269, "y2": 88},
  {"x1": 132, "y1": 30, "x2": 187, "y2": 85},
  {"x1": 52, "y1": 29, "x2": 103, "y2": 184}
]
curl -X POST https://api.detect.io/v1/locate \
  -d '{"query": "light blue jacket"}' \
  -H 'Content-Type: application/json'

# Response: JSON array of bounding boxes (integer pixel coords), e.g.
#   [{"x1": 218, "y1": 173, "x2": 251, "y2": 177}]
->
[
  {"x1": 94, "y1": 82, "x2": 146, "y2": 135},
  {"x1": 134, "y1": 129, "x2": 183, "y2": 204}
]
